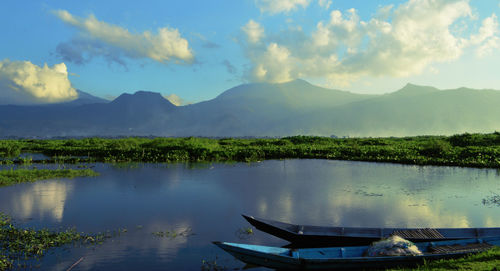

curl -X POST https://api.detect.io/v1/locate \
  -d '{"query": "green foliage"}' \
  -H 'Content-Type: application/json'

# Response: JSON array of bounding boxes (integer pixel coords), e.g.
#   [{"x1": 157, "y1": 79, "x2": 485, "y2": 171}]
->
[
  {"x1": 0, "y1": 132, "x2": 500, "y2": 168},
  {"x1": 0, "y1": 169, "x2": 100, "y2": 187},
  {"x1": 0, "y1": 212, "x2": 106, "y2": 270},
  {"x1": 419, "y1": 139, "x2": 452, "y2": 158},
  {"x1": 449, "y1": 132, "x2": 500, "y2": 147},
  {"x1": 0, "y1": 141, "x2": 22, "y2": 158},
  {"x1": 0, "y1": 254, "x2": 12, "y2": 271},
  {"x1": 389, "y1": 247, "x2": 500, "y2": 270}
]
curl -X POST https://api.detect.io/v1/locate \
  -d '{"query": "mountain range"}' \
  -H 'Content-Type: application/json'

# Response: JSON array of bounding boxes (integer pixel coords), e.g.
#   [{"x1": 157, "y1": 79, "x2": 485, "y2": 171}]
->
[{"x1": 1, "y1": 79, "x2": 500, "y2": 138}]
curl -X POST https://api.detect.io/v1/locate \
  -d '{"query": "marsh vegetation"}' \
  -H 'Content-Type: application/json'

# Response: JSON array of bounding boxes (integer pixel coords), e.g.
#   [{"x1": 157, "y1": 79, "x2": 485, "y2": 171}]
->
[
  {"x1": 1, "y1": 133, "x2": 500, "y2": 270},
  {"x1": 1, "y1": 132, "x2": 500, "y2": 168},
  {"x1": 0, "y1": 168, "x2": 99, "y2": 187},
  {"x1": 0, "y1": 213, "x2": 106, "y2": 270}
]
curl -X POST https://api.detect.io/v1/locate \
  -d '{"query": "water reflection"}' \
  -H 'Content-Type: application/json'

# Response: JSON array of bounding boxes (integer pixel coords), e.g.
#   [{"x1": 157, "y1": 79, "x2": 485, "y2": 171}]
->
[
  {"x1": 8, "y1": 181, "x2": 73, "y2": 223},
  {"x1": 1, "y1": 160, "x2": 500, "y2": 270}
]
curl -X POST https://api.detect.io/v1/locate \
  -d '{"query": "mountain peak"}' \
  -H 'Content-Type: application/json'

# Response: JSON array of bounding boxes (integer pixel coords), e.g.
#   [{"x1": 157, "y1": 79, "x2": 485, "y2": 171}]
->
[
  {"x1": 111, "y1": 90, "x2": 176, "y2": 109},
  {"x1": 279, "y1": 78, "x2": 312, "y2": 87},
  {"x1": 114, "y1": 91, "x2": 165, "y2": 101},
  {"x1": 393, "y1": 83, "x2": 439, "y2": 96}
]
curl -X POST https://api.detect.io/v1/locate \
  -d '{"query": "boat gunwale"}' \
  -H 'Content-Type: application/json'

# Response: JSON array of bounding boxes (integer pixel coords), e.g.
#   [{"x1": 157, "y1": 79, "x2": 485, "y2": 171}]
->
[
  {"x1": 243, "y1": 214, "x2": 500, "y2": 239},
  {"x1": 214, "y1": 236, "x2": 500, "y2": 266}
]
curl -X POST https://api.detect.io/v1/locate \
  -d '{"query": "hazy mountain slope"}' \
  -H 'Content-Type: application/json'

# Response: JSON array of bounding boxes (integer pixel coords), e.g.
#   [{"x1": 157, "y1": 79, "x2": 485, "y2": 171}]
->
[
  {"x1": 63, "y1": 90, "x2": 109, "y2": 106},
  {"x1": 0, "y1": 89, "x2": 107, "y2": 106},
  {"x1": 167, "y1": 79, "x2": 375, "y2": 136},
  {"x1": 1, "y1": 81, "x2": 500, "y2": 138},
  {"x1": 0, "y1": 91, "x2": 178, "y2": 137},
  {"x1": 295, "y1": 85, "x2": 500, "y2": 137}
]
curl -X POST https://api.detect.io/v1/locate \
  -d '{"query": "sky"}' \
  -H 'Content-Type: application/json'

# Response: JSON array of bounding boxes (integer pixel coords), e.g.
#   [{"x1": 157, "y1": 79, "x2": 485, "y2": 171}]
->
[{"x1": 1, "y1": 0, "x2": 500, "y2": 105}]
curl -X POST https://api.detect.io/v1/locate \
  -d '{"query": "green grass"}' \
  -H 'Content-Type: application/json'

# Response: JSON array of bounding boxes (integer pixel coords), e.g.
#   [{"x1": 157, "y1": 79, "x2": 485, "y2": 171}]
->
[
  {"x1": 0, "y1": 168, "x2": 100, "y2": 187},
  {"x1": 389, "y1": 247, "x2": 500, "y2": 270},
  {"x1": 0, "y1": 212, "x2": 106, "y2": 270},
  {"x1": 0, "y1": 254, "x2": 11, "y2": 271},
  {"x1": 1, "y1": 132, "x2": 500, "y2": 168}
]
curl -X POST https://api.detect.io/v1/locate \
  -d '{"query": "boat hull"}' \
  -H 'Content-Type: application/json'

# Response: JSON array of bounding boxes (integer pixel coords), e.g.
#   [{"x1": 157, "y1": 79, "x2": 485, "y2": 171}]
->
[
  {"x1": 214, "y1": 237, "x2": 500, "y2": 270},
  {"x1": 243, "y1": 214, "x2": 500, "y2": 247}
]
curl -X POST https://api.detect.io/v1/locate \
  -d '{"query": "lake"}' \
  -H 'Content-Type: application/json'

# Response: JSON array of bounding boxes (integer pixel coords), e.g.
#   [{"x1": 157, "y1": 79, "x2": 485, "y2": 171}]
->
[{"x1": 1, "y1": 159, "x2": 500, "y2": 270}]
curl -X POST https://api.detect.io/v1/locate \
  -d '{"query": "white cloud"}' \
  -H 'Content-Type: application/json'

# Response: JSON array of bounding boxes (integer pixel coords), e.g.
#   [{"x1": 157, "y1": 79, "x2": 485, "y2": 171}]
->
[
  {"x1": 468, "y1": 14, "x2": 500, "y2": 57},
  {"x1": 255, "y1": 0, "x2": 310, "y2": 14},
  {"x1": 375, "y1": 4, "x2": 394, "y2": 20},
  {"x1": 242, "y1": 20, "x2": 265, "y2": 44},
  {"x1": 318, "y1": 0, "x2": 332, "y2": 10},
  {"x1": 163, "y1": 94, "x2": 188, "y2": 106},
  {"x1": 249, "y1": 43, "x2": 293, "y2": 83},
  {"x1": 0, "y1": 59, "x2": 77, "y2": 104},
  {"x1": 476, "y1": 36, "x2": 500, "y2": 57},
  {"x1": 53, "y1": 10, "x2": 193, "y2": 65},
  {"x1": 242, "y1": 0, "x2": 498, "y2": 87}
]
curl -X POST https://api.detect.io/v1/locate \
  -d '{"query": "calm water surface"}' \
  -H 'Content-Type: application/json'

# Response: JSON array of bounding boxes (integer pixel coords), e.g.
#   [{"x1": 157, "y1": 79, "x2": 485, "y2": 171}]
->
[{"x1": 1, "y1": 159, "x2": 500, "y2": 270}]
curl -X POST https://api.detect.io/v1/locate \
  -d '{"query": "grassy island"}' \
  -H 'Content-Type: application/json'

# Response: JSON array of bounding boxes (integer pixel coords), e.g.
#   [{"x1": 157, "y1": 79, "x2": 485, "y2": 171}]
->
[
  {"x1": 0, "y1": 168, "x2": 99, "y2": 187},
  {"x1": 1, "y1": 132, "x2": 500, "y2": 168}
]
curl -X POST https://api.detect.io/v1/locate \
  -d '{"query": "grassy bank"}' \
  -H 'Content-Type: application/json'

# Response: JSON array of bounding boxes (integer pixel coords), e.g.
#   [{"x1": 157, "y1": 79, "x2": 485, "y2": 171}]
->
[
  {"x1": 0, "y1": 213, "x2": 106, "y2": 270},
  {"x1": 1, "y1": 132, "x2": 500, "y2": 168},
  {"x1": 0, "y1": 168, "x2": 100, "y2": 187},
  {"x1": 390, "y1": 247, "x2": 500, "y2": 270}
]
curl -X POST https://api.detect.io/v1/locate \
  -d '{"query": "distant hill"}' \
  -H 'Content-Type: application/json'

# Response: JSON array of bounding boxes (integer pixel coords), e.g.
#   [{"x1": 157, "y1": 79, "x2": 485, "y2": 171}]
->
[
  {"x1": 295, "y1": 85, "x2": 500, "y2": 137},
  {"x1": 169, "y1": 79, "x2": 374, "y2": 136},
  {"x1": 0, "y1": 91, "x2": 177, "y2": 137},
  {"x1": 63, "y1": 90, "x2": 109, "y2": 106},
  {"x1": 1, "y1": 80, "x2": 500, "y2": 138}
]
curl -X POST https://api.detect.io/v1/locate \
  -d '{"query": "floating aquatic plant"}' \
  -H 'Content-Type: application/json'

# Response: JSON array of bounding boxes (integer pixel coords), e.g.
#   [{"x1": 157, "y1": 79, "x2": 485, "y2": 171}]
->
[
  {"x1": 152, "y1": 228, "x2": 193, "y2": 239},
  {"x1": 0, "y1": 168, "x2": 99, "y2": 187},
  {"x1": 0, "y1": 212, "x2": 107, "y2": 270}
]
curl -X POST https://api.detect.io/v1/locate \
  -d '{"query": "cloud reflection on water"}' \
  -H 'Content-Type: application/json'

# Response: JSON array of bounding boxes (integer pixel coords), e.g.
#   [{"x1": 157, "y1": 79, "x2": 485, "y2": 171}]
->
[
  {"x1": 2, "y1": 160, "x2": 500, "y2": 270},
  {"x1": 11, "y1": 181, "x2": 74, "y2": 223}
]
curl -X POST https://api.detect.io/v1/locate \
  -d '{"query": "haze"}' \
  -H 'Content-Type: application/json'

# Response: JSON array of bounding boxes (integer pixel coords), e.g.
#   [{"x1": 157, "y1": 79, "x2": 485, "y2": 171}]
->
[{"x1": 1, "y1": 0, "x2": 500, "y2": 137}]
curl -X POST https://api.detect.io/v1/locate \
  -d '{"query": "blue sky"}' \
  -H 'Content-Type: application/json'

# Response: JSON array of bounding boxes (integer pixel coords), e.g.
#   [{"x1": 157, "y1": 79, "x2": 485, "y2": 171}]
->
[{"x1": 1, "y1": 0, "x2": 500, "y2": 104}]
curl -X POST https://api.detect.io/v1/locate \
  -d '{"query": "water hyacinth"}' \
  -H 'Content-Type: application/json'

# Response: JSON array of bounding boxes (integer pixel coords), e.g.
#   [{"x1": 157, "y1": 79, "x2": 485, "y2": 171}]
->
[
  {"x1": 0, "y1": 168, "x2": 99, "y2": 187},
  {"x1": 0, "y1": 213, "x2": 107, "y2": 270},
  {"x1": 1, "y1": 132, "x2": 500, "y2": 168}
]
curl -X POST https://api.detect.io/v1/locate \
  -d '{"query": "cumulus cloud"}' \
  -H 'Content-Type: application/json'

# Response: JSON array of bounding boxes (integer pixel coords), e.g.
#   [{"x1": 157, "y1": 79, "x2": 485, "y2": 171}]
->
[
  {"x1": 56, "y1": 38, "x2": 127, "y2": 67},
  {"x1": 249, "y1": 43, "x2": 294, "y2": 82},
  {"x1": 0, "y1": 59, "x2": 77, "y2": 104},
  {"x1": 255, "y1": 0, "x2": 310, "y2": 14},
  {"x1": 53, "y1": 10, "x2": 193, "y2": 66},
  {"x1": 242, "y1": 20, "x2": 265, "y2": 44},
  {"x1": 242, "y1": 0, "x2": 500, "y2": 86},
  {"x1": 468, "y1": 14, "x2": 500, "y2": 57}
]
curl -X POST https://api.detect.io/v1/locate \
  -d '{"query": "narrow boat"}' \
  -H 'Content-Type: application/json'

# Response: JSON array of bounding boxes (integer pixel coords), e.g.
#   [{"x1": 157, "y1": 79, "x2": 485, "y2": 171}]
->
[
  {"x1": 243, "y1": 214, "x2": 500, "y2": 246},
  {"x1": 214, "y1": 236, "x2": 500, "y2": 270}
]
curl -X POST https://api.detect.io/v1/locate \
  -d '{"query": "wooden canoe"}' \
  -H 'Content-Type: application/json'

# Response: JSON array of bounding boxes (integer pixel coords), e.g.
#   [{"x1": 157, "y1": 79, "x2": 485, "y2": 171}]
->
[
  {"x1": 214, "y1": 236, "x2": 500, "y2": 270},
  {"x1": 242, "y1": 214, "x2": 500, "y2": 246}
]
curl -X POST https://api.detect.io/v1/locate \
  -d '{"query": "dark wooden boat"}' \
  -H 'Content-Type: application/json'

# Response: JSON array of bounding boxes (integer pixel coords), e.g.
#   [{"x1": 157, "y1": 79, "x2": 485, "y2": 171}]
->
[
  {"x1": 214, "y1": 236, "x2": 500, "y2": 270},
  {"x1": 243, "y1": 214, "x2": 500, "y2": 246}
]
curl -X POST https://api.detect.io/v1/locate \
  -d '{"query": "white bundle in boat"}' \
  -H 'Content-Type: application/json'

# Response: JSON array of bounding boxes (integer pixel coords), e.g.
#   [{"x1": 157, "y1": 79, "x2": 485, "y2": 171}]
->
[{"x1": 365, "y1": 235, "x2": 423, "y2": 257}]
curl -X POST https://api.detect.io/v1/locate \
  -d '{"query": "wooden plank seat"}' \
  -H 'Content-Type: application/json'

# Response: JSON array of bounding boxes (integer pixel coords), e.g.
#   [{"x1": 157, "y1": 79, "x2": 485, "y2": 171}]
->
[{"x1": 391, "y1": 228, "x2": 444, "y2": 239}]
